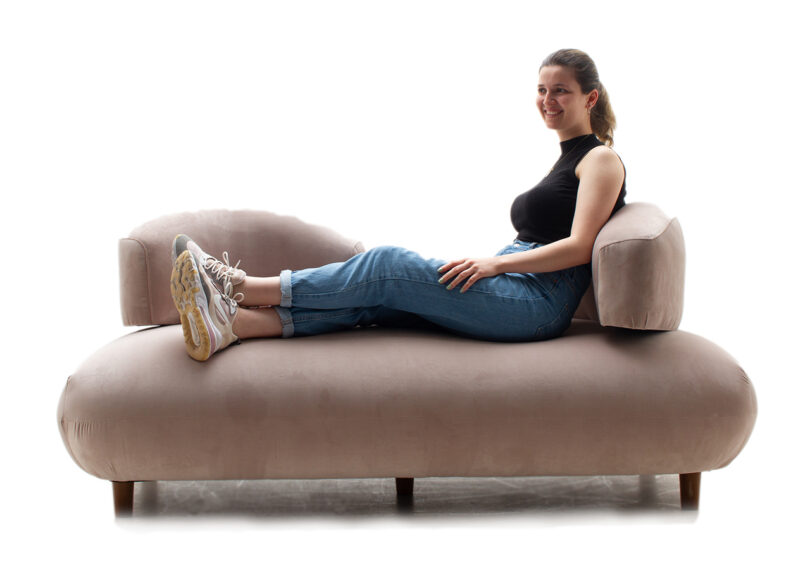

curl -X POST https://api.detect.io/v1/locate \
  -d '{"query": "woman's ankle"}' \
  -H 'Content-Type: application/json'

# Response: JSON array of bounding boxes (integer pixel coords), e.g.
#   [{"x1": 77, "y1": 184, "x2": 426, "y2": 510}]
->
[
  {"x1": 237, "y1": 276, "x2": 282, "y2": 307},
  {"x1": 232, "y1": 307, "x2": 283, "y2": 339}
]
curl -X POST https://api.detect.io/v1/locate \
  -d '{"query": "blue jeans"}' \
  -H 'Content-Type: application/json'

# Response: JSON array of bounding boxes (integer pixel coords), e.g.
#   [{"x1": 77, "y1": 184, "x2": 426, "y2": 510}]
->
[{"x1": 272, "y1": 240, "x2": 591, "y2": 342}]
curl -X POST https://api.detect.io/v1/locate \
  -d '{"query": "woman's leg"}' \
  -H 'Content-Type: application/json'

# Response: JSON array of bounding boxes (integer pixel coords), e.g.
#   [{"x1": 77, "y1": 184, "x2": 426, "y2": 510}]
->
[
  {"x1": 173, "y1": 236, "x2": 589, "y2": 361},
  {"x1": 232, "y1": 307, "x2": 283, "y2": 339},
  {"x1": 234, "y1": 276, "x2": 281, "y2": 307},
  {"x1": 232, "y1": 279, "x2": 440, "y2": 338},
  {"x1": 266, "y1": 245, "x2": 581, "y2": 341}
]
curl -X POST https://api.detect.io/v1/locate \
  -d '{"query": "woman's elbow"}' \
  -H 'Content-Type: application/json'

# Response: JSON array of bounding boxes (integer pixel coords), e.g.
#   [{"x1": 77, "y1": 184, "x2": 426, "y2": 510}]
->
[
  {"x1": 570, "y1": 237, "x2": 595, "y2": 266},
  {"x1": 576, "y1": 250, "x2": 593, "y2": 266}
]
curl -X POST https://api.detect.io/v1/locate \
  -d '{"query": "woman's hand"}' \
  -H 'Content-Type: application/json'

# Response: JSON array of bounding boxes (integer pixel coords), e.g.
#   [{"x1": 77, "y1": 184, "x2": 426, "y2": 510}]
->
[{"x1": 437, "y1": 257, "x2": 502, "y2": 293}]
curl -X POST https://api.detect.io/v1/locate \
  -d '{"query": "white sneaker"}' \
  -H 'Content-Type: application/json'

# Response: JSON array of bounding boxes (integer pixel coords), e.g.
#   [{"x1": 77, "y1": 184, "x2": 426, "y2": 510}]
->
[
  {"x1": 172, "y1": 234, "x2": 246, "y2": 303},
  {"x1": 170, "y1": 249, "x2": 240, "y2": 361}
]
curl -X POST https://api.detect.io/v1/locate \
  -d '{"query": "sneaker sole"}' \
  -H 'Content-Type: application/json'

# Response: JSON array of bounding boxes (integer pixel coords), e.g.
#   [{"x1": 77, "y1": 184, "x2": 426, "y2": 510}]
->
[{"x1": 170, "y1": 250, "x2": 214, "y2": 361}]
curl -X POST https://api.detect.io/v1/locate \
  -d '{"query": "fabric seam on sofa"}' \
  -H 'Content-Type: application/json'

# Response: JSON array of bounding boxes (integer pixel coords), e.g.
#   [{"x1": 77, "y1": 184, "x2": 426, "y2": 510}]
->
[{"x1": 597, "y1": 216, "x2": 677, "y2": 248}]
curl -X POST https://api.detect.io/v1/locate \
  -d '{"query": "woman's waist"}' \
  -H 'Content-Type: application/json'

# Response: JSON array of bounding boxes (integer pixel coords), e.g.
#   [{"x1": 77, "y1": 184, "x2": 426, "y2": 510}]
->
[{"x1": 499, "y1": 239, "x2": 592, "y2": 278}]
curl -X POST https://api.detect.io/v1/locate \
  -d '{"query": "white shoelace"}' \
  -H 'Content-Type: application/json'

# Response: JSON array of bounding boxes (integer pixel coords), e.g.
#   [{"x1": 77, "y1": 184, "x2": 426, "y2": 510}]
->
[{"x1": 204, "y1": 252, "x2": 245, "y2": 304}]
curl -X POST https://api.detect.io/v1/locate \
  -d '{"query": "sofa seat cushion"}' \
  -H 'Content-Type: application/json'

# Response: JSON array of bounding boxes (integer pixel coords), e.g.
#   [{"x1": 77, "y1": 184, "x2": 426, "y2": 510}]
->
[{"x1": 58, "y1": 321, "x2": 756, "y2": 482}]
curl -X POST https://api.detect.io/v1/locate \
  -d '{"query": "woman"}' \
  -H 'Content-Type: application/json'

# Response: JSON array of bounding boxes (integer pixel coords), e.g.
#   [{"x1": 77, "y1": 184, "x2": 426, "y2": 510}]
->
[{"x1": 170, "y1": 48, "x2": 627, "y2": 362}]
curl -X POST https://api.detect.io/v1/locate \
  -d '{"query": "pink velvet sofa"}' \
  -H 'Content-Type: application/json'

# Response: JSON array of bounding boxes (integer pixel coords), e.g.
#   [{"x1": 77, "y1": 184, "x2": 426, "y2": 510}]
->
[{"x1": 57, "y1": 203, "x2": 757, "y2": 516}]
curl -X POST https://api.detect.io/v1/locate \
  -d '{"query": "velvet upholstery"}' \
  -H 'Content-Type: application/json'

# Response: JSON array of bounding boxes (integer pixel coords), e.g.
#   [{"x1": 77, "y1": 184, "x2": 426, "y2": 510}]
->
[
  {"x1": 119, "y1": 209, "x2": 364, "y2": 326},
  {"x1": 589, "y1": 203, "x2": 685, "y2": 330},
  {"x1": 58, "y1": 321, "x2": 756, "y2": 481},
  {"x1": 57, "y1": 205, "x2": 756, "y2": 508}
]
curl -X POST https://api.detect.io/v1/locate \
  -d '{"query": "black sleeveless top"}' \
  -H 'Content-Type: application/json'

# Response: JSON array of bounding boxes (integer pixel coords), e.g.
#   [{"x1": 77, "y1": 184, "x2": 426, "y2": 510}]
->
[{"x1": 510, "y1": 133, "x2": 626, "y2": 244}]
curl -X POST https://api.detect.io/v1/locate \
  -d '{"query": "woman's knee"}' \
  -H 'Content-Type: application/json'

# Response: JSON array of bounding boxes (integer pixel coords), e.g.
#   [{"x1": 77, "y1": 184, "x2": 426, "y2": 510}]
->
[
  {"x1": 363, "y1": 245, "x2": 439, "y2": 281},
  {"x1": 365, "y1": 245, "x2": 420, "y2": 269},
  {"x1": 367, "y1": 245, "x2": 407, "y2": 259}
]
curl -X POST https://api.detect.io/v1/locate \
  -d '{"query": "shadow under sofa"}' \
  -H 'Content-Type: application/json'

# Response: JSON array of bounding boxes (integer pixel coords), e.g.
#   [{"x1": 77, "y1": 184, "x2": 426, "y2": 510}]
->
[{"x1": 56, "y1": 203, "x2": 757, "y2": 516}]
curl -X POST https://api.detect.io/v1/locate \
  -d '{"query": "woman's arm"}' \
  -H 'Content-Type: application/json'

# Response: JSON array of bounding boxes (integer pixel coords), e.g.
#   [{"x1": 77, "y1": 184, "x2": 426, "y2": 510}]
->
[
  {"x1": 439, "y1": 146, "x2": 625, "y2": 292},
  {"x1": 495, "y1": 147, "x2": 625, "y2": 273}
]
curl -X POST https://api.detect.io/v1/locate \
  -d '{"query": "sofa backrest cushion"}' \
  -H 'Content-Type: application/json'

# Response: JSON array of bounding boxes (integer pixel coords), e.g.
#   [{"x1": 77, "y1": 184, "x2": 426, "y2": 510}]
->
[
  {"x1": 119, "y1": 209, "x2": 365, "y2": 326},
  {"x1": 572, "y1": 202, "x2": 685, "y2": 330}
]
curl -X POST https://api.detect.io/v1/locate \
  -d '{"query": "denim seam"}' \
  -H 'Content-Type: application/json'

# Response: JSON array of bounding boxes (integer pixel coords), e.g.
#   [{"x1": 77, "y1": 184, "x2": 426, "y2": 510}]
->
[
  {"x1": 292, "y1": 275, "x2": 556, "y2": 303},
  {"x1": 534, "y1": 302, "x2": 570, "y2": 338},
  {"x1": 561, "y1": 271, "x2": 581, "y2": 294},
  {"x1": 294, "y1": 308, "x2": 368, "y2": 323},
  {"x1": 279, "y1": 269, "x2": 292, "y2": 308},
  {"x1": 272, "y1": 306, "x2": 295, "y2": 338}
]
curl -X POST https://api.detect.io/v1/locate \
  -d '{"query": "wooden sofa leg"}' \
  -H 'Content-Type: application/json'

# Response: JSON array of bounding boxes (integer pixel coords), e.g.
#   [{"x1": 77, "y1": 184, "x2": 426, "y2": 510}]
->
[
  {"x1": 679, "y1": 473, "x2": 701, "y2": 511},
  {"x1": 112, "y1": 481, "x2": 134, "y2": 517},
  {"x1": 395, "y1": 477, "x2": 414, "y2": 497}
]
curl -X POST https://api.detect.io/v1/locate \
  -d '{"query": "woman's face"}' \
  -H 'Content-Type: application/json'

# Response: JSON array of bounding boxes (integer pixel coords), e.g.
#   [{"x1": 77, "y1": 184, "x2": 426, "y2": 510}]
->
[{"x1": 537, "y1": 65, "x2": 597, "y2": 138}]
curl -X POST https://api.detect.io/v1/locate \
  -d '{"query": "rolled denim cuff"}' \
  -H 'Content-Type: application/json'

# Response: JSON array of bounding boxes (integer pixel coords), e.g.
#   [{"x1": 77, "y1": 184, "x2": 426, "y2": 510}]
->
[
  {"x1": 279, "y1": 269, "x2": 293, "y2": 308},
  {"x1": 272, "y1": 306, "x2": 294, "y2": 338}
]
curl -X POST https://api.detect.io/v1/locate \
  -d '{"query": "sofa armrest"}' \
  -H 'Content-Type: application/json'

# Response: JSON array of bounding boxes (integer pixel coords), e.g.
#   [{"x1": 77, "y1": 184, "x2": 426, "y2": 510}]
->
[{"x1": 591, "y1": 202, "x2": 685, "y2": 330}]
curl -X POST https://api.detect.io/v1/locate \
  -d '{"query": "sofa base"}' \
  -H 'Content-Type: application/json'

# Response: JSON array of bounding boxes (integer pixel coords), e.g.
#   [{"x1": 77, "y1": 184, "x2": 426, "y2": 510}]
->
[{"x1": 111, "y1": 473, "x2": 701, "y2": 517}]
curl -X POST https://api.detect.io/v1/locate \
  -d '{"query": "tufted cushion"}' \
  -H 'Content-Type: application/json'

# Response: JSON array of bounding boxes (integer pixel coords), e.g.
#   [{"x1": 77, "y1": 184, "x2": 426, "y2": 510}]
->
[
  {"x1": 119, "y1": 209, "x2": 364, "y2": 326},
  {"x1": 573, "y1": 203, "x2": 685, "y2": 331}
]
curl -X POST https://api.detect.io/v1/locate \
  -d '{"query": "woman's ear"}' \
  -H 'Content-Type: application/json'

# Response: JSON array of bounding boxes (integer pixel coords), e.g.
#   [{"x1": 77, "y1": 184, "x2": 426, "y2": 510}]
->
[{"x1": 587, "y1": 89, "x2": 599, "y2": 109}]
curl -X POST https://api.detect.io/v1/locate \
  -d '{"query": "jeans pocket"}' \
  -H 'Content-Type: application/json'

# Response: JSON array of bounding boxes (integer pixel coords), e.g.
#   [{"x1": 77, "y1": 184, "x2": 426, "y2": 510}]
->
[
  {"x1": 560, "y1": 269, "x2": 578, "y2": 294},
  {"x1": 561, "y1": 265, "x2": 590, "y2": 295}
]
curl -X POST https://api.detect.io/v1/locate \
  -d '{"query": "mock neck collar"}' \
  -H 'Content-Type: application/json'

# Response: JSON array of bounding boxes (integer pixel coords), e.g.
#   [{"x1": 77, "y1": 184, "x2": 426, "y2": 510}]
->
[{"x1": 560, "y1": 133, "x2": 597, "y2": 155}]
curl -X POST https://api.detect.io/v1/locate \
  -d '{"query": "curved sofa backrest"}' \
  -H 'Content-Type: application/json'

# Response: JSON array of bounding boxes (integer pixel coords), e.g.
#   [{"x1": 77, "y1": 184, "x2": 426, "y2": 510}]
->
[
  {"x1": 576, "y1": 202, "x2": 685, "y2": 330},
  {"x1": 119, "y1": 209, "x2": 365, "y2": 326}
]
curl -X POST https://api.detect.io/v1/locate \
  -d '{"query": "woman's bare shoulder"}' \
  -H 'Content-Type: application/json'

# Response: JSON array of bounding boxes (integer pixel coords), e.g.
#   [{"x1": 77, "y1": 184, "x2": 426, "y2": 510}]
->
[{"x1": 575, "y1": 145, "x2": 624, "y2": 180}]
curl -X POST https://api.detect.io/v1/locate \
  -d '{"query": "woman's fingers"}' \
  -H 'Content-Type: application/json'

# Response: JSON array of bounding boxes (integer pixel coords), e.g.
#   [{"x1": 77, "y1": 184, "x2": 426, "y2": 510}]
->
[
  {"x1": 448, "y1": 266, "x2": 474, "y2": 291},
  {"x1": 439, "y1": 262, "x2": 478, "y2": 292},
  {"x1": 438, "y1": 257, "x2": 499, "y2": 292},
  {"x1": 437, "y1": 259, "x2": 471, "y2": 288},
  {"x1": 437, "y1": 259, "x2": 465, "y2": 274},
  {"x1": 459, "y1": 273, "x2": 480, "y2": 293}
]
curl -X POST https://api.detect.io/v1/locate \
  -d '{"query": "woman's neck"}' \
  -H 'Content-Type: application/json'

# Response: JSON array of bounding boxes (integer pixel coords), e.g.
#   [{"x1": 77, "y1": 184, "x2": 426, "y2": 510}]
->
[{"x1": 557, "y1": 123, "x2": 593, "y2": 142}]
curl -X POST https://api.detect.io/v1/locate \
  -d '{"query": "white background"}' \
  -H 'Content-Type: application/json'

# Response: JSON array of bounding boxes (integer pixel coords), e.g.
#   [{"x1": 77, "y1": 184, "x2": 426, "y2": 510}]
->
[{"x1": 2, "y1": 0, "x2": 807, "y2": 580}]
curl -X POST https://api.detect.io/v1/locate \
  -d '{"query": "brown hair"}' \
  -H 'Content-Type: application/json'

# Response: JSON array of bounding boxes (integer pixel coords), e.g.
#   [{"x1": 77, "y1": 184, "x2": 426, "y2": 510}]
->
[{"x1": 540, "y1": 49, "x2": 617, "y2": 147}]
